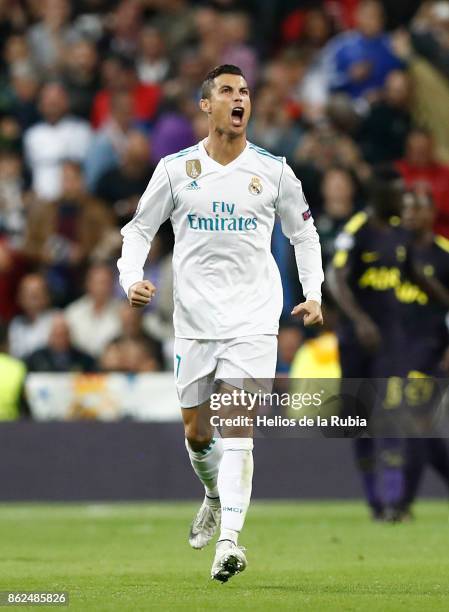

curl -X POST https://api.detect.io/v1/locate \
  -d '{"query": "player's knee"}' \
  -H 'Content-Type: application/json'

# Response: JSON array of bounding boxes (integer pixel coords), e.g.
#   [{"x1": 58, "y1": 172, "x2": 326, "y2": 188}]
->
[{"x1": 184, "y1": 424, "x2": 212, "y2": 451}]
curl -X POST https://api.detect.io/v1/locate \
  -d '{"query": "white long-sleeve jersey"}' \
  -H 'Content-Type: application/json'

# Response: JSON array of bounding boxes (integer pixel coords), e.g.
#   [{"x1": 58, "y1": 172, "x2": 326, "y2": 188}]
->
[{"x1": 118, "y1": 139, "x2": 324, "y2": 339}]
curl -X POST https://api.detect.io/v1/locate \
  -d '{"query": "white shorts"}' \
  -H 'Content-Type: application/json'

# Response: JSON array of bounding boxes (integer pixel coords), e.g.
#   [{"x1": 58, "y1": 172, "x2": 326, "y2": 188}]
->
[{"x1": 174, "y1": 335, "x2": 278, "y2": 408}]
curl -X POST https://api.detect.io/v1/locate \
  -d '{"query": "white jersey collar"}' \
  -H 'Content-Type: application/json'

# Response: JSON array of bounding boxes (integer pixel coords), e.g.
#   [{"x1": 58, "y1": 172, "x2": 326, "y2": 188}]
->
[{"x1": 199, "y1": 138, "x2": 249, "y2": 172}]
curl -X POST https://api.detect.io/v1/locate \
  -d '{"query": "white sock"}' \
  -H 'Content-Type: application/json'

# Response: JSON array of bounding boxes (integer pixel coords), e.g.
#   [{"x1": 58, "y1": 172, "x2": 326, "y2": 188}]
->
[
  {"x1": 185, "y1": 437, "x2": 223, "y2": 499},
  {"x1": 217, "y1": 437, "x2": 254, "y2": 545}
]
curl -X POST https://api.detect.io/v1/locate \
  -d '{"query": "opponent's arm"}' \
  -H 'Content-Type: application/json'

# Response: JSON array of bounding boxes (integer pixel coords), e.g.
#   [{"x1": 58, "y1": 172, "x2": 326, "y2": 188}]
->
[
  {"x1": 275, "y1": 162, "x2": 324, "y2": 326},
  {"x1": 117, "y1": 159, "x2": 174, "y2": 307},
  {"x1": 406, "y1": 256, "x2": 449, "y2": 309},
  {"x1": 327, "y1": 241, "x2": 381, "y2": 352}
]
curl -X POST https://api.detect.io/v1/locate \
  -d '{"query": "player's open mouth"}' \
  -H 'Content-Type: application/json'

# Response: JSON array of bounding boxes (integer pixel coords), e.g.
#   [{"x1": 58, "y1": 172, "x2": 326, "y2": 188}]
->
[{"x1": 231, "y1": 107, "x2": 244, "y2": 126}]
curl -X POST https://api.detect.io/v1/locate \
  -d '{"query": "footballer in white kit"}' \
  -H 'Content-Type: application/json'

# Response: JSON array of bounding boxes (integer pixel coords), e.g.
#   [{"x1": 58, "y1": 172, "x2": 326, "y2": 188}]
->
[{"x1": 118, "y1": 65, "x2": 324, "y2": 582}]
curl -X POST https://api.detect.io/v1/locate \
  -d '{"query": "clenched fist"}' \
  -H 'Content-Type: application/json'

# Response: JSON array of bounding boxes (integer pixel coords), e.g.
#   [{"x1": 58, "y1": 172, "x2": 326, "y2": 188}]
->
[
  {"x1": 291, "y1": 300, "x2": 323, "y2": 327},
  {"x1": 128, "y1": 280, "x2": 156, "y2": 308}
]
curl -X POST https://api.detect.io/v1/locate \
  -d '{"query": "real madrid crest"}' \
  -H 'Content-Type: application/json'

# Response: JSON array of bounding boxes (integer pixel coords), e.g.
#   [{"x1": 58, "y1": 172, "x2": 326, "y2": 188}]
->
[
  {"x1": 186, "y1": 159, "x2": 202, "y2": 179},
  {"x1": 248, "y1": 176, "x2": 263, "y2": 195}
]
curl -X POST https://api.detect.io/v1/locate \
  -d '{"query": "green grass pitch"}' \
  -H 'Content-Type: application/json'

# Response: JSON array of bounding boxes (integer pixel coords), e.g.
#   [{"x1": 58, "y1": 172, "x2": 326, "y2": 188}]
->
[{"x1": 0, "y1": 501, "x2": 448, "y2": 611}]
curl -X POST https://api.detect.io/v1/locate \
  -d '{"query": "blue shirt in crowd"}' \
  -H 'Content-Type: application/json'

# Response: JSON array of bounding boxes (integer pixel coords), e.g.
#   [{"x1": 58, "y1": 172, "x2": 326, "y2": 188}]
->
[{"x1": 326, "y1": 32, "x2": 403, "y2": 100}]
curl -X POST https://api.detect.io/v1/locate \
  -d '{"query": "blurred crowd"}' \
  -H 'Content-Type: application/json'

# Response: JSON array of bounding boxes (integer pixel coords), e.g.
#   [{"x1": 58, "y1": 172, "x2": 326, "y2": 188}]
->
[{"x1": 1, "y1": 0, "x2": 449, "y2": 381}]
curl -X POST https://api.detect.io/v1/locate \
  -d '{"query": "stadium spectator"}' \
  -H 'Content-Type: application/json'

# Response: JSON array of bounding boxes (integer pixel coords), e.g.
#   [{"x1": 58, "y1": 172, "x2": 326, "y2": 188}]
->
[
  {"x1": 84, "y1": 90, "x2": 135, "y2": 191},
  {"x1": 0, "y1": 115, "x2": 22, "y2": 158},
  {"x1": 114, "y1": 301, "x2": 165, "y2": 368},
  {"x1": 118, "y1": 301, "x2": 158, "y2": 342},
  {"x1": 0, "y1": 236, "x2": 28, "y2": 323},
  {"x1": 120, "y1": 337, "x2": 163, "y2": 372},
  {"x1": 247, "y1": 83, "x2": 303, "y2": 162},
  {"x1": 358, "y1": 70, "x2": 413, "y2": 164},
  {"x1": 410, "y1": 0, "x2": 449, "y2": 80},
  {"x1": 395, "y1": 128, "x2": 449, "y2": 237},
  {"x1": 24, "y1": 82, "x2": 92, "y2": 201},
  {"x1": 135, "y1": 235, "x2": 175, "y2": 349},
  {"x1": 277, "y1": 324, "x2": 304, "y2": 375},
  {"x1": 326, "y1": 92, "x2": 361, "y2": 137},
  {"x1": 149, "y1": 0, "x2": 197, "y2": 54},
  {"x1": 8, "y1": 273, "x2": 57, "y2": 359},
  {"x1": 294, "y1": 52, "x2": 331, "y2": 124},
  {"x1": 99, "y1": 338, "x2": 122, "y2": 372},
  {"x1": 280, "y1": 9, "x2": 334, "y2": 121},
  {"x1": 61, "y1": 39, "x2": 100, "y2": 120},
  {"x1": 4, "y1": 64, "x2": 41, "y2": 131},
  {"x1": 288, "y1": 304, "x2": 341, "y2": 413},
  {"x1": 192, "y1": 111, "x2": 209, "y2": 142},
  {"x1": 65, "y1": 263, "x2": 121, "y2": 358},
  {"x1": 263, "y1": 50, "x2": 310, "y2": 120},
  {"x1": 379, "y1": 0, "x2": 423, "y2": 29},
  {"x1": 95, "y1": 130, "x2": 153, "y2": 226},
  {"x1": 162, "y1": 48, "x2": 209, "y2": 103},
  {"x1": 27, "y1": 0, "x2": 79, "y2": 74},
  {"x1": 194, "y1": 5, "x2": 223, "y2": 66},
  {"x1": 0, "y1": 321, "x2": 28, "y2": 420},
  {"x1": 23, "y1": 161, "x2": 119, "y2": 305},
  {"x1": 316, "y1": 166, "x2": 358, "y2": 265},
  {"x1": 0, "y1": 151, "x2": 28, "y2": 247},
  {"x1": 281, "y1": 6, "x2": 333, "y2": 49},
  {"x1": 295, "y1": 115, "x2": 368, "y2": 184},
  {"x1": 99, "y1": 335, "x2": 163, "y2": 373},
  {"x1": 26, "y1": 312, "x2": 96, "y2": 372},
  {"x1": 324, "y1": 0, "x2": 403, "y2": 104},
  {"x1": 136, "y1": 26, "x2": 170, "y2": 85},
  {"x1": 2, "y1": 35, "x2": 40, "y2": 128},
  {"x1": 116, "y1": 301, "x2": 147, "y2": 337},
  {"x1": 150, "y1": 97, "x2": 196, "y2": 163},
  {"x1": 102, "y1": 0, "x2": 143, "y2": 58},
  {"x1": 0, "y1": 4, "x2": 26, "y2": 63},
  {"x1": 0, "y1": 150, "x2": 30, "y2": 322},
  {"x1": 90, "y1": 54, "x2": 161, "y2": 130},
  {"x1": 290, "y1": 320, "x2": 341, "y2": 379},
  {"x1": 220, "y1": 12, "x2": 258, "y2": 89},
  {"x1": 3, "y1": 34, "x2": 35, "y2": 77}
]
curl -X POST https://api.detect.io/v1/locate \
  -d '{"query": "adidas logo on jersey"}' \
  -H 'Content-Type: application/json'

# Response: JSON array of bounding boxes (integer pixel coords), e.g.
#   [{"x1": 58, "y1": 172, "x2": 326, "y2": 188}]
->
[{"x1": 186, "y1": 180, "x2": 200, "y2": 191}]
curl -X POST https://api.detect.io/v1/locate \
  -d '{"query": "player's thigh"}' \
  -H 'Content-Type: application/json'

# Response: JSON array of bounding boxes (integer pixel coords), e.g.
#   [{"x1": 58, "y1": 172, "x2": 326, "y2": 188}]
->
[
  {"x1": 215, "y1": 381, "x2": 254, "y2": 439},
  {"x1": 216, "y1": 334, "x2": 278, "y2": 390},
  {"x1": 174, "y1": 337, "x2": 217, "y2": 409},
  {"x1": 175, "y1": 337, "x2": 218, "y2": 447},
  {"x1": 215, "y1": 335, "x2": 277, "y2": 438}
]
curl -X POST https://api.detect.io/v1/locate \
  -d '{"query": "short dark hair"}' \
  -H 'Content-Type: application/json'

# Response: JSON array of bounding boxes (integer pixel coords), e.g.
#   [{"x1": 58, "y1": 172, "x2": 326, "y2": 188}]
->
[
  {"x1": 367, "y1": 175, "x2": 403, "y2": 218},
  {"x1": 201, "y1": 64, "x2": 245, "y2": 99}
]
